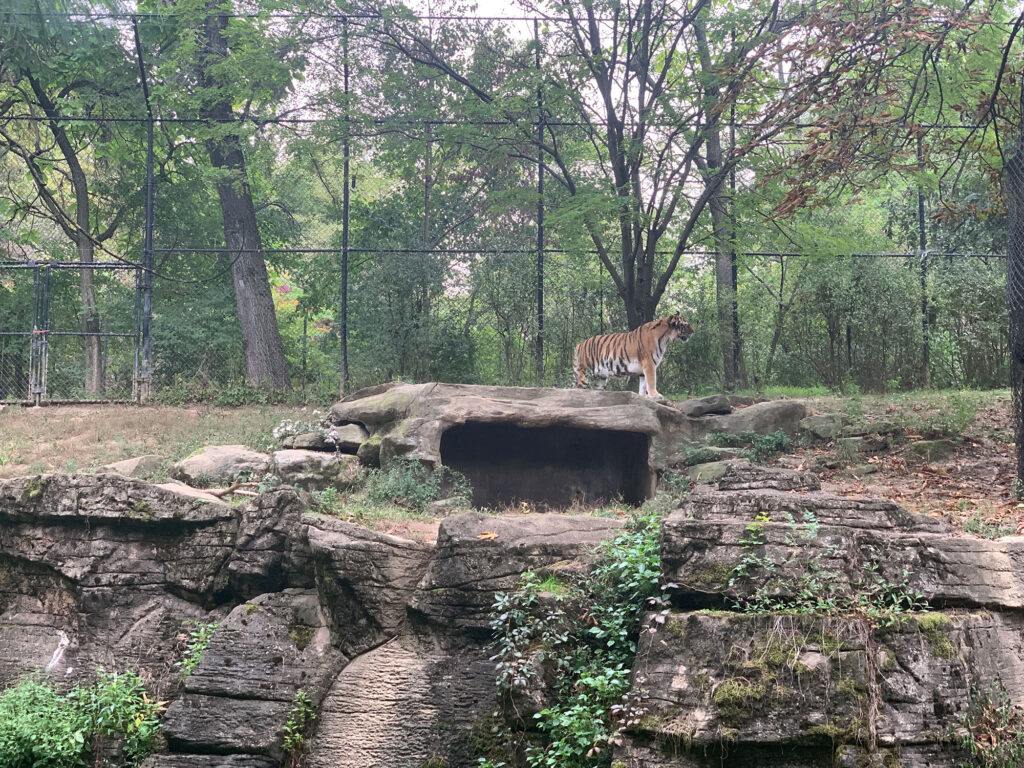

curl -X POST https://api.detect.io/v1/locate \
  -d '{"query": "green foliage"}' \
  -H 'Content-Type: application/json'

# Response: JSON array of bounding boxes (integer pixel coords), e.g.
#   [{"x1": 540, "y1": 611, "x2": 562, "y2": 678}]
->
[
  {"x1": 488, "y1": 513, "x2": 663, "y2": 767},
  {"x1": 365, "y1": 457, "x2": 471, "y2": 513},
  {"x1": 0, "y1": 673, "x2": 163, "y2": 768},
  {"x1": 177, "y1": 620, "x2": 219, "y2": 679},
  {"x1": 282, "y1": 688, "x2": 317, "y2": 767},
  {"x1": 955, "y1": 683, "x2": 1024, "y2": 768},
  {"x1": 728, "y1": 510, "x2": 928, "y2": 624},
  {"x1": 963, "y1": 513, "x2": 1013, "y2": 540},
  {"x1": 707, "y1": 430, "x2": 792, "y2": 463}
]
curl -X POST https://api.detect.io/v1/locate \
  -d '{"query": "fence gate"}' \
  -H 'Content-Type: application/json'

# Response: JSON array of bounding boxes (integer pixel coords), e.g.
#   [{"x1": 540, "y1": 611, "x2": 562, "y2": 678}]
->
[{"x1": 0, "y1": 261, "x2": 146, "y2": 405}]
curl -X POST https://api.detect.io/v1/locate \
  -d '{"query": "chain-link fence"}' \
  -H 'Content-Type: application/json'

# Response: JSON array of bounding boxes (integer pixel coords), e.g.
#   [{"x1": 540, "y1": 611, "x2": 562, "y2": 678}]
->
[
  {"x1": 0, "y1": 8, "x2": 1012, "y2": 402},
  {"x1": 0, "y1": 261, "x2": 143, "y2": 404}
]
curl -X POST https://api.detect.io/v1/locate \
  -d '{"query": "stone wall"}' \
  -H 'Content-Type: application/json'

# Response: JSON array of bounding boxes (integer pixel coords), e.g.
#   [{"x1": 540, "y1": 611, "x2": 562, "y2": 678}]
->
[{"x1": 2, "y1": 460, "x2": 1019, "y2": 767}]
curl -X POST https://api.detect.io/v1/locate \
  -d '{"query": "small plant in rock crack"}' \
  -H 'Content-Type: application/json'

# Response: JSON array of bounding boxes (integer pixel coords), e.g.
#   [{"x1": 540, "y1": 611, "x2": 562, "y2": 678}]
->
[
  {"x1": 282, "y1": 688, "x2": 317, "y2": 768},
  {"x1": 727, "y1": 510, "x2": 927, "y2": 623},
  {"x1": 487, "y1": 513, "x2": 662, "y2": 768},
  {"x1": 176, "y1": 620, "x2": 219, "y2": 679}
]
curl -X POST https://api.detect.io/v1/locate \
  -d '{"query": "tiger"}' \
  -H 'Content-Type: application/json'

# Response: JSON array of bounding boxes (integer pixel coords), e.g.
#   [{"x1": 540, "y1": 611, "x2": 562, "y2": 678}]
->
[{"x1": 572, "y1": 312, "x2": 694, "y2": 399}]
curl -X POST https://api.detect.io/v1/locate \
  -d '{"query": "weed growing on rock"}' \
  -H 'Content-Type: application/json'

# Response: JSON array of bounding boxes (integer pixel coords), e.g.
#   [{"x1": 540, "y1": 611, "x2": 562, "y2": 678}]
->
[
  {"x1": 176, "y1": 620, "x2": 219, "y2": 679},
  {"x1": 728, "y1": 510, "x2": 927, "y2": 624},
  {"x1": 706, "y1": 430, "x2": 792, "y2": 463},
  {"x1": 488, "y1": 513, "x2": 664, "y2": 767},
  {"x1": 955, "y1": 682, "x2": 1024, "y2": 768},
  {"x1": 0, "y1": 672, "x2": 164, "y2": 767},
  {"x1": 962, "y1": 513, "x2": 1014, "y2": 539},
  {"x1": 282, "y1": 688, "x2": 317, "y2": 768}
]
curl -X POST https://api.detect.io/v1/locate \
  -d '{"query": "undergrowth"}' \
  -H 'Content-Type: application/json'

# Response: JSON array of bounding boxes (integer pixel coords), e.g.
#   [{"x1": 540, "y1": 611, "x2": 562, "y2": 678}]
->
[
  {"x1": 955, "y1": 682, "x2": 1024, "y2": 768},
  {"x1": 365, "y1": 456, "x2": 471, "y2": 513},
  {"x1": 487, "y1": 512, "x2": 664, "y2": 767},
  {"x1": 0, "y1": 673, "x2": 164, "y2": 768},
  {"x1": 704, "y1": 430, "x2": 793, "y2": 463}
]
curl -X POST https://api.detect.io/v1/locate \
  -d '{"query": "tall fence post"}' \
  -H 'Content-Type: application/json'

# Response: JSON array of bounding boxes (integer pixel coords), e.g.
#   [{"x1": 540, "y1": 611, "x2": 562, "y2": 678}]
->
[
  {"x1": 339, "y1": 15, "x2": 351, "y2": 396},
  {"x1": 535, "y1": 19, "x2": 545, "y2": 387},
  {"x1": 133, "y1": 16, "x2": 155, "y2": 402},
  {"x1": 917, "y1": 137, "x2": 930, "y2": 389}
]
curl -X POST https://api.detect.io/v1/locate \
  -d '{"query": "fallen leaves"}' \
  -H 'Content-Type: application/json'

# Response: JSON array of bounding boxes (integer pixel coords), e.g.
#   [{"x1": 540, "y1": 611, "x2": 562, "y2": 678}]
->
[{"x1": 477, "y1": 531, "x2": 499, "y2": 540}]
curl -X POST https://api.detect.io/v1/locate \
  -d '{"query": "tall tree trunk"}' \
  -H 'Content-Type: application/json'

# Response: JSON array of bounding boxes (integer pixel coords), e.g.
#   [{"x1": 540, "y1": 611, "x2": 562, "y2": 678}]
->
[
  {"x1": 25, "y1": 75, "x2": 105, "y2": 394},
  {"x1": 199, "y1": 11, "x2": 289, "y2": 389},
  {"x1": 695, "y1": 18, "x2": 740, "y2": 390},
  {"x1": 1005, "y1": 138, "x2": 1024, "y2": 493}
]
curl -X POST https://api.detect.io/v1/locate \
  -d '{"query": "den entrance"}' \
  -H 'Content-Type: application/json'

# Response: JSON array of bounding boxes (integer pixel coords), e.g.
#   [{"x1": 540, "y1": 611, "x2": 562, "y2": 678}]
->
[{"x1": 440, "y1": 422, "x2": 652, "y2": 509}]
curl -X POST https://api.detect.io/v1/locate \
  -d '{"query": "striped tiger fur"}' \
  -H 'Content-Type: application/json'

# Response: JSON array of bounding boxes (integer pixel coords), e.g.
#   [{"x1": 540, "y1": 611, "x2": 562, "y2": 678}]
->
[{"x1": 572, "y1": 313, "x2": 694, "y2": 399}]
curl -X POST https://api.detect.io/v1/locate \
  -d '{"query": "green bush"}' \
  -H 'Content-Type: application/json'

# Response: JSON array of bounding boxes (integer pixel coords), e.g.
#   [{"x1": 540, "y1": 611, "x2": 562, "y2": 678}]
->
[
  {"x1": 365, "y1": 457, "x2": 471, "y2": 513},
  {"x1": 0, "y1": 673, "x2": 163, "y2": 768},
  {"x1": 488, "y1": 513, "x2": 663, "y2": 767}
]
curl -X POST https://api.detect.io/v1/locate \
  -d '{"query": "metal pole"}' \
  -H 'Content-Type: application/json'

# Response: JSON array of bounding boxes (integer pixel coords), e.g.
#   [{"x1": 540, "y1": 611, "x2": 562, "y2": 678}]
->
[
  {"x1": 917, "y1": 136, "x2": 930, "y2": 389},
  {"x1": 29, "y1": 261, "x2": 41, "y2": 404},
  {"x1": 133, "y1": 16, "x2": 155, "y2": 402},
  {"x1": 535, "y1": 19, "x2": 544, "y2": 387},
  {"x1": 340, "y1": 15, "x2": 351, "y2": 396}
]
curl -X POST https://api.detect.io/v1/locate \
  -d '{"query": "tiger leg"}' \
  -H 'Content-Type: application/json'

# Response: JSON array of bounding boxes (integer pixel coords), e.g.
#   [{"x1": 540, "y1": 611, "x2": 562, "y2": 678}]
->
[
  {"x1": 572, "y1": 347, "x2": 587, "y2": 388},
  {"x1": 642, "y1": 359, "x2": 661, "y2": 399}
]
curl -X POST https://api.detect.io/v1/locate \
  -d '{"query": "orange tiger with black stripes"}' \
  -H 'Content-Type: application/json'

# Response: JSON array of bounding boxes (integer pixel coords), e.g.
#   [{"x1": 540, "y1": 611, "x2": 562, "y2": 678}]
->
[{"x1": 573, "y1": 312, "x2": 694, "y2": 399}]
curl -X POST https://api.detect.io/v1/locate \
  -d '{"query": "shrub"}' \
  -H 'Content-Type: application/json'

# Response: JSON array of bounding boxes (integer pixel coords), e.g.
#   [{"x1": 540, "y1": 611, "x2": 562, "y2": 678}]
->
[
  {"x1": 0, "y1": 673, "x2": 163, "y2": 768},
  {"x1": 488, "y1": 513, "x2": 663, "y2": 767},
  {"x1": 365, "y1": 456, "x2": 471, "y2": 513}
]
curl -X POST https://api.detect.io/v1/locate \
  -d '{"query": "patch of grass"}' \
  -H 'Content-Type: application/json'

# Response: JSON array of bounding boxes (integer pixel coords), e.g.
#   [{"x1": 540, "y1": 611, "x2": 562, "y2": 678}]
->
[
  {"x1": 0, "y1": 405, "x2": 316, "y2": 480},
  {"x1": 963, "y1": 513, "x2": 1013, "y2": 539},
  {"x1": 365, "y1": 457, "x2": 471, "y2": 513},
  {"x1": 282, "y1": 688, "x2": 317, "y2": 768}
]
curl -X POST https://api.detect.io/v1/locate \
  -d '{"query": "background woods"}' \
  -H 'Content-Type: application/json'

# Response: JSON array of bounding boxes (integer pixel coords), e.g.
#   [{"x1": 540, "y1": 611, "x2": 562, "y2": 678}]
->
[{"x1": 0, "y1": 0, "x2": 1019, "y2": 402}]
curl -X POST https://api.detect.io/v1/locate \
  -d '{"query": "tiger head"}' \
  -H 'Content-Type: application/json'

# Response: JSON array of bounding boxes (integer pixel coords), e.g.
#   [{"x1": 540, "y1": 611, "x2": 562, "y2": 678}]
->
[{"x1": 664, "y1": 312, "x2": 695, "y2": 342}]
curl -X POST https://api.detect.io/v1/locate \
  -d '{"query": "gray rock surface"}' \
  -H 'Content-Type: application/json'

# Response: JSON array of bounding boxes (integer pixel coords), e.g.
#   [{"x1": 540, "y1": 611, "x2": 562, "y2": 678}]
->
[
  {"x1": 271, "y1": 449, "x2": 362, "y2": 491},
  {"x1": 799, "y1": 413, "x2": 847, "y2": 440},
  {"x1": 100, "y1": 454, "x2": 164, "y2": 478},
  {"x1": 172, "y1": 445, "x2": 270, "y2": 486},
  {"x1": 162, "y1": 590, "x2": 344, "y2": 761},
  {"x1": 304, "y1": 514, "x2": 433, "y2": 656},
  {"x1": 408, "y1": 511, "x2": 622, "y2": 634}
]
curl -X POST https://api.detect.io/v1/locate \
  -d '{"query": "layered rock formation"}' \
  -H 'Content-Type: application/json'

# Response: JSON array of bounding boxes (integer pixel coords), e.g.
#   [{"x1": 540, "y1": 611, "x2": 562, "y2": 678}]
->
[{"x1": 3, "y1": 410, "x2": 1018, "y2": 768}]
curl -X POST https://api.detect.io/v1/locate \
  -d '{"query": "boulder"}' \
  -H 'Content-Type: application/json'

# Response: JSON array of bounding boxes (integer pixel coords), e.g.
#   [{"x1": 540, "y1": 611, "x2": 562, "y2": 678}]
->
[
  {"x1": 304, "y1": 514, "x2": 434, "y2": 656},
  {"x1": 281, "y1": 423, "x2": 368, "y2": 454},
  {"x1": 99, "y1": 454, "x2": 164, "y2": 478},
  {"x1": 904, "y1": 439, "x2": 957, "y2": 462},
  {"x1": 708, "y1": 399, "x2": 807, "y2": 436},
  {"x1": 685, "y1": 459, "x2": 749, "y2": 485},
  {"x1": 799, "y1": 413, "x2": 847, "y2": 440},
  {"x1": 675, "y1": 394, "x2": 733, "y2": 417},
  {"x1": 408, "y1": 511, "x2": 622, "y2": 635},
  {"x1": 271, "y1": 449, "x2": 362, "y2": 491},
  {"x1": 172, "y1": 445, "x2": 270, "y2": 487}
]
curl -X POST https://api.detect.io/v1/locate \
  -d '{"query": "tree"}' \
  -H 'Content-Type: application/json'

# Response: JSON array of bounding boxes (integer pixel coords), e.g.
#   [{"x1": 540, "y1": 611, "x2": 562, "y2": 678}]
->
[
  {"x1": 150, "y1": 0, "x2": 308, "y2": 388},
  {"x1": 351, "y1": 0, "x2": 973, "y2": 388},
  {"x1": 0, "y1": 4, "x2": 142, "y2": 394}
]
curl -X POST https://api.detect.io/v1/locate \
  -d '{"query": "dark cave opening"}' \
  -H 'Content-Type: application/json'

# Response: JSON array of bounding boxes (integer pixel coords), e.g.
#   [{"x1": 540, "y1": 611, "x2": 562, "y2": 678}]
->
[{"x1": 440, "y1": 422, "x2": 652, "y2": 509}]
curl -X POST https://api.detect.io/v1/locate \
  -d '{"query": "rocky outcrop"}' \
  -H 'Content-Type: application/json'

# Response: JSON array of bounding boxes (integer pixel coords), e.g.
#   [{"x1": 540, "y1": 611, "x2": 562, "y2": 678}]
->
[
  {"x1": 616, "y1": 463, "x2": 1024, "y2": 767},
  {"x1": 328, "y1": 383, "x2": 806, "y2": 507},
  {"x1": 270, "y1": 450, "x2": 362, "y2": 491},
  {"x1": 5, "y1": 459, "x2": 1019, "y2": 768},
  {"x1": 0, "y1": 474, "x2": 308, "y2": 693},
  {"x1": 172, "y1": 445, "x2": 271, "y2": 486}
]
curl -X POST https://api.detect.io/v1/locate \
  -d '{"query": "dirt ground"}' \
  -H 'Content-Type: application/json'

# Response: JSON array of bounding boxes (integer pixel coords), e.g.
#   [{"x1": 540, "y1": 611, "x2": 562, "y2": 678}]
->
[
  {"x1": 792, "y1": 392, "x2": 1020, "y2": 533},
  {"x1": 0, "y1": 392, "x2": 1019, "y2": 536}
]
